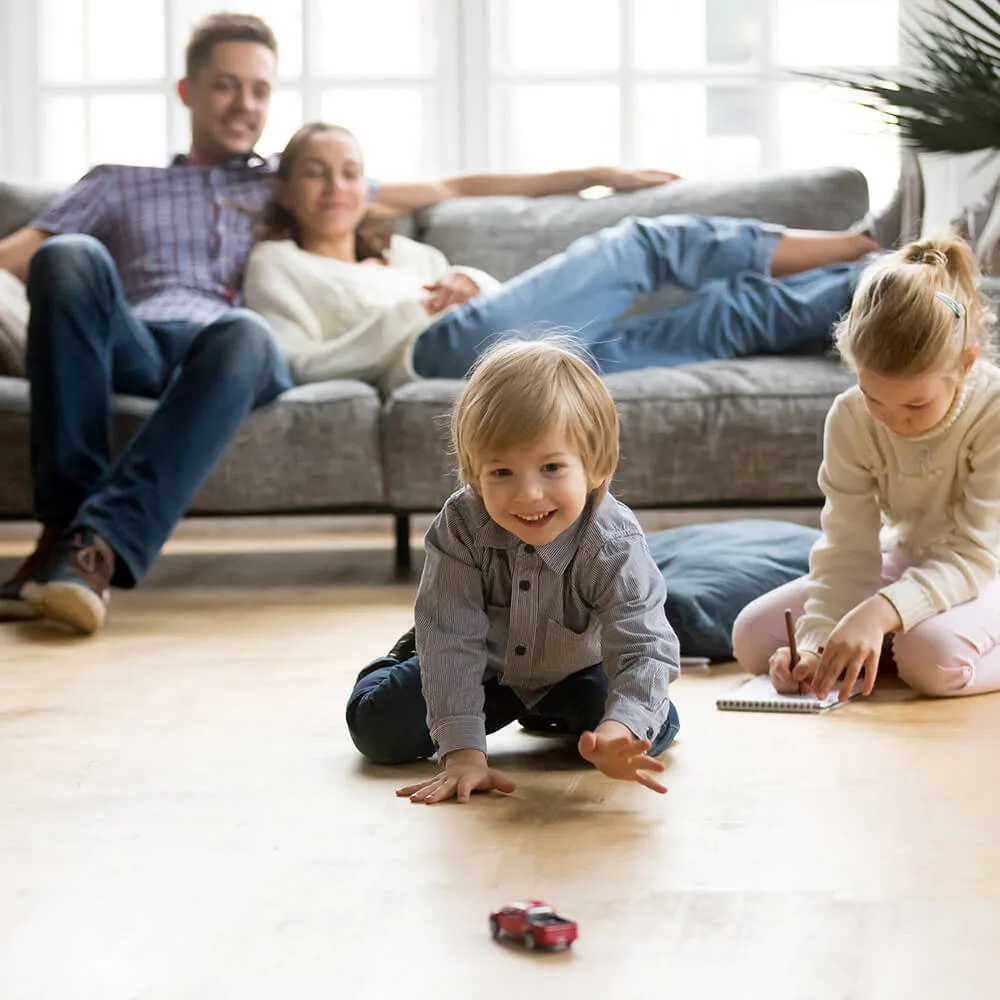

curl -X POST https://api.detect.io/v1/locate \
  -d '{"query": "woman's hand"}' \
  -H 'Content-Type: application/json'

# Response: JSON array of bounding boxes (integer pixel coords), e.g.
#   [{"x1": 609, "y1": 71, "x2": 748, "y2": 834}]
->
[
  {"x1": 768, "y1": 647, "x2": 820, "y2": 694},
  {"x1": 596, "y1": 167, "x2": 681, "y2": 192},
  {"x1": 422, "y1": 271, "x2": 480, "y2": 314},
  {"x1": 577, "y1": 720, "x2": 667, "y2": 794},
  {"x1": 810, "y1": 595, "x2": 901, "y2": 702},
  {"x1": 396, "y1": 749, "x2": 516, "y2": 804}
]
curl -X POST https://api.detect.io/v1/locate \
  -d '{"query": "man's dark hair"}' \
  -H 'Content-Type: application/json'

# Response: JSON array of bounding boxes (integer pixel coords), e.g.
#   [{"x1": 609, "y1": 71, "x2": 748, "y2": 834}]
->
[{"x1": 185, "y1": 12, "x2": 278, "y2": 79}]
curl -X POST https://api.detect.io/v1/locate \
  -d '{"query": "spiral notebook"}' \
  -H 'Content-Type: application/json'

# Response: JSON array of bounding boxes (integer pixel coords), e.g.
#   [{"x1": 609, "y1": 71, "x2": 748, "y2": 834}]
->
[{"x1": 716, "y1": 674, "x2": 864, "y2": 713}]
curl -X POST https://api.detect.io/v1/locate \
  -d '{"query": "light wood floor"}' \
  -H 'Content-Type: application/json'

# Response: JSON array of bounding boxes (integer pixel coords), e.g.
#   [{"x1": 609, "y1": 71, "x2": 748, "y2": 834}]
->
[{"x1": 1, "y1": 520, "x2": 999, "y2": 999}]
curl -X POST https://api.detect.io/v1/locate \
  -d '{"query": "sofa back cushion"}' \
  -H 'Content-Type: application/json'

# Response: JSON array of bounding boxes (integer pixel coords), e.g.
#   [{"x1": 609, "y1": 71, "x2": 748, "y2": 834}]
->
[{"x1": 413, "y1": 166, "x2": 869, "y2": 282}]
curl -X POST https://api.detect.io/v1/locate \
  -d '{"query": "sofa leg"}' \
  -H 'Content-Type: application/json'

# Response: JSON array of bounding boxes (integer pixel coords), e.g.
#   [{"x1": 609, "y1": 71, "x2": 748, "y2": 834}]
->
[{"x1": 394, "y1": 514, "x2": 412, "y2": 576}]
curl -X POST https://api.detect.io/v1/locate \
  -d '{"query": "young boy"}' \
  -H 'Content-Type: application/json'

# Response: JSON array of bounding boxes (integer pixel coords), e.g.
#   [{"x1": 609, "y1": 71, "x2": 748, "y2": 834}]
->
[{"x1": 345, "y1": 339, "x2": 681, "y2": 803}]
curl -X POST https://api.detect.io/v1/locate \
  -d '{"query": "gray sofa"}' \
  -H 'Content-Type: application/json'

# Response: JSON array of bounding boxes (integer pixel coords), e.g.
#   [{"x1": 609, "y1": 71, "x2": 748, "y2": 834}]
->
[{"x1": 0, "y1": 168, "x2": 869, "y2": 570}]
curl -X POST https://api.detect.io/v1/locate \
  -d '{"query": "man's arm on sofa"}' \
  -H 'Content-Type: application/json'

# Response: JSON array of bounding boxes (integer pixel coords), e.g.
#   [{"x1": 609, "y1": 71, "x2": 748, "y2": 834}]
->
[
  {"x1": 372, "y1": 167, "x2": 680, "y2": 217},
  {"x1": 0, "y1": 227, "x2": 48, "y2": 284}
]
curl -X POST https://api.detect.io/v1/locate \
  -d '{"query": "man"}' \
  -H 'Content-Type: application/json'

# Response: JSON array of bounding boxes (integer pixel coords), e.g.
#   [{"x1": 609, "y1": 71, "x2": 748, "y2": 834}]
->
[{"x1": 0, "y1": 12, "x2": 677, "y2": 635}]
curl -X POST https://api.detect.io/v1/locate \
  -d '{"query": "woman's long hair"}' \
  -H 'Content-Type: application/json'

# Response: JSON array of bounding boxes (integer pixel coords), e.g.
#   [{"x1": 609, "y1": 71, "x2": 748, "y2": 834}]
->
[{"x1": 257, "y1": 122, "x2": 394, "y2": 262}]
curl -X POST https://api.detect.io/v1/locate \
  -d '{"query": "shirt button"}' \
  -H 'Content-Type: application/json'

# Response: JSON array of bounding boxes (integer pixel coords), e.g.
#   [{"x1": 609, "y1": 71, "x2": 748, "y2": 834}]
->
[
  {"x1": 524, "y1": 545, "x2": 536, "y2": 554},
  {"x1": 518, "y1": 580, "x2": 531, "y2": 591},
  {"x1": 646, "y1": 727, "x2": 655, "y2": 739},
  {"x1": 514, "y1": 644, "x2": 526, "y2": 656}
]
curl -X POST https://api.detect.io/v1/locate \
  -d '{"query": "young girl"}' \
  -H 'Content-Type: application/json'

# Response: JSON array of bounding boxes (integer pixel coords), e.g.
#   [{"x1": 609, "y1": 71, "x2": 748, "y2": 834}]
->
[{"x1": 732, "y1": 236, "x2": 1000, "y2": 702}]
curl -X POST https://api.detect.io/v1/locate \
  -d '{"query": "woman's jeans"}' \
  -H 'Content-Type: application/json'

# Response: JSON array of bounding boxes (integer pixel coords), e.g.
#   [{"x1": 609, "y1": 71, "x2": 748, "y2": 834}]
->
[
  {"x1": 346, "y1": 653, "x2": 681, "y2": 766},
  {"x1": 26, "y1": 234, "x2": 293, "y2": 586},
  {"x1": 412, "y1": 214, "x2": 866, "y2": 378}
]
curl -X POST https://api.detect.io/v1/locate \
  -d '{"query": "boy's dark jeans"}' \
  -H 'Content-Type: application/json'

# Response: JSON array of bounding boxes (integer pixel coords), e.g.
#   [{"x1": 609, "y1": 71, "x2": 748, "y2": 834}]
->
[{"x1": 346, "y1": 653, "x2": 680, "y2": 766}]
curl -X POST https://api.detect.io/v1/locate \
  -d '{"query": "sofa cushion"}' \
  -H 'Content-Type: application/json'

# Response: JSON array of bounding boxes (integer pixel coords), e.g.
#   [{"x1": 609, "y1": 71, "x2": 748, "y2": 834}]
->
[
  {"x1": 0, "y1": 377, "x2": 386, "y2": 517},
  {"x1": 380, "y1": 356, "x2": 854, "y2": 512},
  {"x1": 648, "y1": 519, "x2": 821, "y2": 661},
  {"x1": 415, "y1": 167, "x2": 869, "y2": 282}
]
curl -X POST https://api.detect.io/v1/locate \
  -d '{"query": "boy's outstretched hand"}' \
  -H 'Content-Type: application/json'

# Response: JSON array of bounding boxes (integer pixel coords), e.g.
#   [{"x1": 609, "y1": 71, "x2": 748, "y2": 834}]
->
[
  {"x1": 396, "y1": 749, "x2": 516, "y2": 804},
  {"x1": 577, "y1": 720, "x2": 667, "y2": 794}
]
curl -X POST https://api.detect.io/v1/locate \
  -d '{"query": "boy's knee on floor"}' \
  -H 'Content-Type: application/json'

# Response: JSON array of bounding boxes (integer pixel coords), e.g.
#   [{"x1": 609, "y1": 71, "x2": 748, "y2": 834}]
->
[
  {"x1": 347, "y1": 706, "x2": 427, "y2": 766},
  {"x1": 345, "y1": 672, "x2": 429, "y2": 766}
]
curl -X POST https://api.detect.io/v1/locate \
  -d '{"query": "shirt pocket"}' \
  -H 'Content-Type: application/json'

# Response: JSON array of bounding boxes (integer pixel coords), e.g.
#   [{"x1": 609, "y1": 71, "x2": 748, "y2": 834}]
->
[{"x1": 542, "y1": 618, "x2": 602, "y2": 681}]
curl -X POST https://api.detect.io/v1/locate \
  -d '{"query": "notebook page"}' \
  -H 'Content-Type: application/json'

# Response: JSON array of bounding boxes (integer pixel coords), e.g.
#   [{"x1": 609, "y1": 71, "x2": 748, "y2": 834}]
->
[{"x1": 716, "y1": 674, "x2": 864, "y2": 712}]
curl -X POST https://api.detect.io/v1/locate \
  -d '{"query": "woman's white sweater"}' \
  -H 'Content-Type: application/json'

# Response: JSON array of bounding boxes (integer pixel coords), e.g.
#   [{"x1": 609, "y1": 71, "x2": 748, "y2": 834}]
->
[{"x1": 243, "y1": 235, "x2": 500, "y2": 391}]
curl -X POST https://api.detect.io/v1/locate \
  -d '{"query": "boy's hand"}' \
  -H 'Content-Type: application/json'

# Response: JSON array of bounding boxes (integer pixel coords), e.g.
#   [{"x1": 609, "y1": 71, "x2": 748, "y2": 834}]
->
[
  {"x1": 577, "y1": 720, "x2": 667, "y2": 794},
  {"x1": 811, "y1": 595, "x2": 900, "y2": 702},
  {"x1": 396, "y1": 749, "x2": 516, "y2": 804},
  {"x1": 768, "y1": 647, "x2": 820, "y2": 694}
]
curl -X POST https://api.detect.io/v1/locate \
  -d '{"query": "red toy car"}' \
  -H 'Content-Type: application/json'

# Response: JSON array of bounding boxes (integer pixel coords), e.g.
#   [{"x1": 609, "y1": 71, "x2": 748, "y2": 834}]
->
[{"x1": 489, "y1": 900, "x2": 578, "y2": 951}]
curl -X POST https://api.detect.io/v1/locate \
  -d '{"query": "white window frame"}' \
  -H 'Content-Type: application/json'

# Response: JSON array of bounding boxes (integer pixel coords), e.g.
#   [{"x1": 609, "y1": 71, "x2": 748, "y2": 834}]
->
[{"x1": 0, "y1": 0, "x2": 923, "y2": 184}]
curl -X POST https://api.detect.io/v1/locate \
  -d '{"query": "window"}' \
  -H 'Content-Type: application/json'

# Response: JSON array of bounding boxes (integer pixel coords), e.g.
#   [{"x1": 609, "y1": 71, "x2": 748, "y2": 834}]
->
[
  {"x1": 1, "y1": 0, "x2": 904, "y2": 203},
  {"x1": 489, "y1": 0, "x2": 902, "y2": 203}
]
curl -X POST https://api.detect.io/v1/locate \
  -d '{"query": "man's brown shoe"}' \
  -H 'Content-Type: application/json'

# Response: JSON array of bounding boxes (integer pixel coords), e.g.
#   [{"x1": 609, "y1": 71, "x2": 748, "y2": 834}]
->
[
  {"x1": 0, "y1": 524, "x2": 62, "y2": 621},
  {"x1": 22, "y1": 527, "x2": 114, "y2": 635}
]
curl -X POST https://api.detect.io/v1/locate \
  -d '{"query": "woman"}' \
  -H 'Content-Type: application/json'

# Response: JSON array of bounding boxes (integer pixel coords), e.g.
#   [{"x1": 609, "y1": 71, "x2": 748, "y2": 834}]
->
[{"x1": 244, "y1": 122, "x2": 884, "y2": 392}]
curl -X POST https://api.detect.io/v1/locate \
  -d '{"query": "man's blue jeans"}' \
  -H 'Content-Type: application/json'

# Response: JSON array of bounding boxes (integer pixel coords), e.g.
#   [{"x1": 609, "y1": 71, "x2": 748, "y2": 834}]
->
[
  {"x1": 26, "y1": 234, "x2": 293, "y2": 586},
  {"x1": 346, "y1": 654, "x2": 681, "y2": 766},
  {"x1": 412, "y1": 214, "x2": 866, "y2": 378}
]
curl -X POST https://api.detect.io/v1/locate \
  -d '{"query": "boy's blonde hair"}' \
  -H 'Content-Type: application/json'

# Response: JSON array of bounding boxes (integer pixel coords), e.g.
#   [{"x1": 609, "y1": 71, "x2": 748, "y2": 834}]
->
[
  {"x1": 453, "y1": 338, "x2": 619, "y2": 497},
  {"x1": 835, "y1": 236, "x2": 996, "y2": 376}
]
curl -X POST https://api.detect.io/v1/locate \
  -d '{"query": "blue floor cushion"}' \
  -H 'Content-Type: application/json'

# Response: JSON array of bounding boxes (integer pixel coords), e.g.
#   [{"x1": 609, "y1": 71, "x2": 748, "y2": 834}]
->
[{"x1": 647, "y1": 519, "x2": 821, "y2": 661}]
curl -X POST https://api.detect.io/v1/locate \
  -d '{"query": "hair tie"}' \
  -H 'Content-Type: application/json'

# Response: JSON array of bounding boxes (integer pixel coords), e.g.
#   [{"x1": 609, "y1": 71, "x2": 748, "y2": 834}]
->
[{"x1": 935, "y1": 291, "x2": 966, "y2": 319}]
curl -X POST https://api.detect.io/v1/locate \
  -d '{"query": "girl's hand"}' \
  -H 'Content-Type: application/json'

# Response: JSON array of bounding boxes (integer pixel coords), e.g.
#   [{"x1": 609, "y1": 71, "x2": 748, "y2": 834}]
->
[
  {"x1": 577, "y1": 721, "x2": 667, "y2": 794},
  {"x1": 768, "y1": 647, "x2": 820, "y2": 694},
  {"x1": 395, "y1": 749, "x2": 516, "y2": 804},
  {"x1": 811, "y1": 595, "x2": 901, "y2": 702},
  {"x1": 422, "y1": 272, "x2": 480, "y2": 314}
]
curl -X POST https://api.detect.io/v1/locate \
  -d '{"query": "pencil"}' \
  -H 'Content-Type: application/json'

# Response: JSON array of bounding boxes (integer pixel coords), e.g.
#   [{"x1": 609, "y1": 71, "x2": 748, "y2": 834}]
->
[{"x1": 784, "y1": 608, "x2": 799, "y2": 669}]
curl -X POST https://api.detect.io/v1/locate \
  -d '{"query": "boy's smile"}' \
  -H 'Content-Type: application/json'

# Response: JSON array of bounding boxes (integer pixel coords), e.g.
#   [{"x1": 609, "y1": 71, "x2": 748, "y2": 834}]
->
[
  {"x1": 512, "y1": 510, "x2": 556, "y2": 527},
  {"x1": 477, "y1": 429, "x2": 600, "y2": 546}
]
